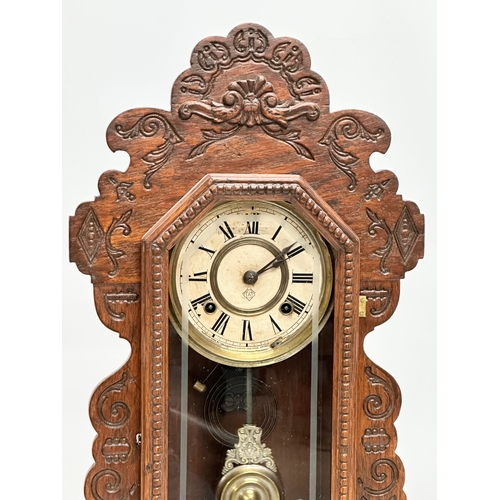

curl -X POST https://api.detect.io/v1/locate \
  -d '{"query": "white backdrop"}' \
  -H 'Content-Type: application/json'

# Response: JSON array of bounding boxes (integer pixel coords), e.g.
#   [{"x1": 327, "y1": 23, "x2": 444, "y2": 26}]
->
[{"x1": 62, "y1": 1, "x2": 436, "y2": 499}]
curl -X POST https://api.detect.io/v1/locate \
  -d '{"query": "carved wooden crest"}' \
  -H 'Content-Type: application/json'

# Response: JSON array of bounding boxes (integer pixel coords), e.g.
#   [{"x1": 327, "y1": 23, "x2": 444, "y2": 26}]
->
[{"x1": 69, "y1": 23, "x2": 424, "y2": 500}]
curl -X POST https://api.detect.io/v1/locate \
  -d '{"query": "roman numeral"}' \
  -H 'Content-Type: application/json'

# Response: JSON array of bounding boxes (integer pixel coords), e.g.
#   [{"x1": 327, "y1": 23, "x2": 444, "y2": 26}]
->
[
  {"x1": 245, "y1": 221, "x2": 259, "y2": 234},
  {"x1": 286, "y1": 294, "x2": 306, "y2": 315},
  {"x1": 287, "y1": 245, "x2": 305, "y2": 258},
  {"x1": 219, "y1": 221, "x2": 235, "y2": 241},
  {"x1": 242, "y1": 320, "x2": 253, "y2": 341},
  {"x1": 271, "y1": 225, "x2": 282, "y2": 241},
  {"x1": 191, "y1": 293, "x2": 212, "y2": 309},
  {"x1": 212, "y1": 312, "x2": 230, "y2": 335},
  {"x1": 199, "y1": 246, "x2": 216, "y2": 256},
  {"x1": 189, "y1": 271, "x2": 208, "y2": 282},
  {"x1": 269, "y1": 315, "x2": 282, "y2": 334},
  {"x1": 292, "y1": 272, "x2": 313, "y2": 283}
]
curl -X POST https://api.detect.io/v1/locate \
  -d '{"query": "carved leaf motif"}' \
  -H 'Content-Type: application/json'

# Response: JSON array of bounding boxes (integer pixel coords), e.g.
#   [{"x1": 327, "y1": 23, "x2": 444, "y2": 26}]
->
[
  {"x1": 115, "y1": 113, "x2": 182, "y2": 188},
  {"x1": 106, "y1": 210, "x2": 132, "y2": 278},
  {"x1": 320, "y1": 116, "x2": 384, "y2": 191},
  {"x1": 366, "y1": 208, "x2": 393, "y2": 275},
  {"x1": 262, "y1": 126, "x2": 314, "y2": 159},
  {"x1": 141, "y1": 140, "x2": 176, "y2": 187},
  {"x1": 188, "y1": 126, "x2": 241, "y2": 159}
]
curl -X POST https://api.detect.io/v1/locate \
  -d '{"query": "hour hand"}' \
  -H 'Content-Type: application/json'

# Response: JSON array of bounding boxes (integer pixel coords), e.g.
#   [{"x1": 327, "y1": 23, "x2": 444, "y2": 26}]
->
[{"x1": 243, "y1": 242, "x2": 297, "y2": 285}]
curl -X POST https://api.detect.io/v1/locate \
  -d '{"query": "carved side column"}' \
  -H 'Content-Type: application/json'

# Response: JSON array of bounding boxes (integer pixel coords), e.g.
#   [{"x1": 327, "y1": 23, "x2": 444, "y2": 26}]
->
[
  {"x1": 84, "y1": 284, "x2": 142, "y2": 500},
  {"x1": 356, "y1": 280, "x2": 405, "y2": 500}
]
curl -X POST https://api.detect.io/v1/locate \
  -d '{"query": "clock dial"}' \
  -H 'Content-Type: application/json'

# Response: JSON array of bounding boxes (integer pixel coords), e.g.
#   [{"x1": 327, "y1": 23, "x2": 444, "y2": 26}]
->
[{"x1": 169, "y1": 200, "x2": 333, "y2": 367}]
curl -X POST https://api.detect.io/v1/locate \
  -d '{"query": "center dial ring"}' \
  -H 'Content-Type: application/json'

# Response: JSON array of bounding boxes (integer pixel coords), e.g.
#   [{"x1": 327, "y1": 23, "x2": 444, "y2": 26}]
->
[{"x1": 210, "y1": 237, "x2": 289, "y2": 316}]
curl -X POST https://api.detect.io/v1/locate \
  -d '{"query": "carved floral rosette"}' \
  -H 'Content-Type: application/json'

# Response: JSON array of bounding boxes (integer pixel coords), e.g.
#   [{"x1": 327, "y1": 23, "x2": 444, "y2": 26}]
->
[{"x1": 69, "y1": 23, "x2": 424, "y2": 500}]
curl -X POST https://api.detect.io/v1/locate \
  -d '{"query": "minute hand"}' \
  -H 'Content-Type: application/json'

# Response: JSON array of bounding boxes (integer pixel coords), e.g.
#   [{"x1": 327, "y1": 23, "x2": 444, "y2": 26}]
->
[{"x1": 255, "y1": 242, "x2": 298, "y2": 276}]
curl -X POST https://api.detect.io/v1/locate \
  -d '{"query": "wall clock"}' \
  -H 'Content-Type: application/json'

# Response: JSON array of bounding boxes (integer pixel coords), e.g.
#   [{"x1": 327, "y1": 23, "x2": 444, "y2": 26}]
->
[{"x1": 68, "y1": 23, "x2": 425, "y2": 500}]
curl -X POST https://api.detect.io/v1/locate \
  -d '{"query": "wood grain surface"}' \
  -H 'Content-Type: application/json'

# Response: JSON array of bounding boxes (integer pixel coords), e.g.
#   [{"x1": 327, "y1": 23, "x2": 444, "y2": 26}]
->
[{"x1": 69, "y1": 23, "x2": 424, "y2": 500}]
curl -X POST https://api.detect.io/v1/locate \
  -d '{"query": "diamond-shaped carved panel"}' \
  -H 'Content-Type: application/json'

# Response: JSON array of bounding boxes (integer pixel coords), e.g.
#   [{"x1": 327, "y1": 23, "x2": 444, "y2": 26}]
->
[
  {"x1": 394, "y1": 205, "x2": 418, "y2": 263},
  {"x1": 78, "y1": 208, "x2": 104, "y2": 264}
]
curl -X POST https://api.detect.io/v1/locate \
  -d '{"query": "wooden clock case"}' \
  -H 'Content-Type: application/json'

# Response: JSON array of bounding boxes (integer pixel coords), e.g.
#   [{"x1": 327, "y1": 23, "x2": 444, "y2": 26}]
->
[{"x1": 68, "y1": 23, "x2": 424, "y2": 500}]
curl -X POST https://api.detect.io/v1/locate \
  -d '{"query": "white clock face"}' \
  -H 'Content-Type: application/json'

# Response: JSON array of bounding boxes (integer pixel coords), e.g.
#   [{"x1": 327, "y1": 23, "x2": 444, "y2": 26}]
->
[{"x1": 169, "y1": 200, "x2": 333, "y2": 367}]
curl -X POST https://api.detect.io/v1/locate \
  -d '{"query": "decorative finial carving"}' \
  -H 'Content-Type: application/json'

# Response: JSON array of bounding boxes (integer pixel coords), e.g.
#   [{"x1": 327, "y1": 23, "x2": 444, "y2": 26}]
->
[{"x1": 179, "y1": 75, "x2": 319, "y2": 159}]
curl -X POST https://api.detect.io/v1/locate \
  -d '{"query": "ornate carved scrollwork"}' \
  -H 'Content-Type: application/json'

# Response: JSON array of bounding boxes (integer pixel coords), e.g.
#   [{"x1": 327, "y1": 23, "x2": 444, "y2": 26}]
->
[
  {"x1": 363, "y1": 366, "x2": 396, "y2": 420},
  {"x1": 181, "y1": 25, "x2": 324, "y2": 101},
  {"x1": 77, "y1": 208, "x2": 133, "y2": 277},
  {"x1": 366, "y1": 203, "x2": 421, "y2": 274},
  {"x1": 96, "y1": 372, "x2": 131, "y2": 428},
  {"x1": 358, "y1": 458, "x2": 399, "y2": 499},
  {"x1": 179, "y1": 75, "x2": 319, "y2": 159},
  {"x1": 366, "y1": 208, "x2": 393, "y2": 275},
  {"x1": 90, "y1": 469, "x2": 128, "y2": 500},
  {"x1": 320, "y1": 116, "x2": 384, "y2": 191},
  {"x1": 115, "y1": 113, "x2": 183, "y2": 189},
  {"x1": 105, "y1": 210, "x2": 132, "y2": 278},
  {"x1": 234, "y1": 27, "x2": 268, "y2": 58}
]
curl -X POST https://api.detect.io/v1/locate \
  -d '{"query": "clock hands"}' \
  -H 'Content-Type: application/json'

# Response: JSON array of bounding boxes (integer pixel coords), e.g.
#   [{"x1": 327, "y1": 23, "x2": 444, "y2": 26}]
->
[
  {"x1": 256, "y1": 241, "x2": 298, "y2": 275},
  {"x1": 243, "y1": 241, "x2": 297, "y2": 285}
]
